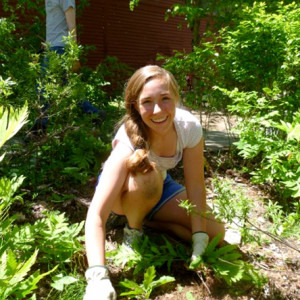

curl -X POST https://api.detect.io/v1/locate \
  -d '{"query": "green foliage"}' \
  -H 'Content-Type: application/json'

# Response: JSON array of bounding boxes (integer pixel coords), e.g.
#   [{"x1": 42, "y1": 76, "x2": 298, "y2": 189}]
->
[
  {"x1": 93, "y1": 56, "x2": 134, "y2": 101},
  {"x1": 265, "y1": 200, "x2": 300, "y2": 239},
  {"x1": 47, "y1": 274, "x2": 86, "y2": 299},
  {"x1": 190, "y1": 235, "x2": 266, "y2": 287},
  {"x1": 0, "y1": 104, "x2": 85, "y2": 298},
  {"x1": 0, "y1": 105, "x2": 28, "y2": 149},
  {"x1": 108, "y1": 236, "x2": 183, "y2": 298},
  {"x1": 178, "y1": 199, "x2": 197, "y2": 215},
  {"x1": 0, "y1": 30, "x2": 119, "y2": 192},
  {"x1": 0, "y1": 17, "x2": 37, "y2": 106},
  {"x1": 0, "y1": 249, "x2": 56, "y2": 299},
  {"x1": 220, "y1": 86, "x2": 300, "y2": 199},
  {"x1": 0, "y1": 16, "x2": 127, "y2": 194},
  {"x1": 164, "y1": 0, "x2": 271, "y2": 48},
  {"x1": 0, "y1": 104, "x2": 27, "y2": 226},
  {"x1": 0, "y1": 206, "x2": 85, "y2": 298},
  {"x1": 50, "y1": 273, "x2": 78, "y2": 291},
  {"x1": 107, "y1": 235, "x2": 189, "y2": 274},
  {"x1": 159, "y1": 43, "x2": 225, "y2": 111},
  {"x1": 8, "y1": 211, "x2": 84, "y2": 265},
  {"x1": 218, "y1": 2, "x2": 300, "y2": 92},
  {"x1": 160, "y1": 2, "x2": 300, "y2": 202},
  {"x1": 0, "y1": 104, "x2": 54, "y2": 299},
  {"x1": 0, "y1": 175, "x2": 25, "y2": 219},
  {"x1": 0, "y1": 76, "x2": 16, "y2": 105},
  {"x1": 211, "y1": 177, "x2": 255, "y2": 244},
  {"x1": 109, "y1": 231, "x2": 266, "y2": 294},
  {"x1": 211, "y1": 176, "x2": 300, "y2": 242},
  {"x1": 214, "y1": 2, "x2": 300, "y2": 200},
  {"x1": 119, "y1": 265, "x2": 175, "y2": 299},
  {"x1": 129, "y1": 0, "x2": 140, "y2": 11}
]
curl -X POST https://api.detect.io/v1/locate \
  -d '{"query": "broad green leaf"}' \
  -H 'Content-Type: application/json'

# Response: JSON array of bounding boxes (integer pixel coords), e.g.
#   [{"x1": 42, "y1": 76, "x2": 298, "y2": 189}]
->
[
  {"x1": 119, "y1": 279, "x2": 144, "y2": 297},
  {"x1": 287, "y1": 124, "x2": 300, "y2": 142},
  {"x1": 143, "y1": 266, "x2": 156, "y2": 290},
  {"x1": 213, "y1": 244, "x2": 238, "y2": 257},
  {"x1": 219, "y1": 252, "x2": 242, "y2": 262},
  {"x1": 50, "y1": 274, "x2": 78, "y2": 291},
  {"x1": 0, "y1": 105, "x2": 28, "y2": 149},
  {"x1": 119, "y1": 278, "x2": 141, "y2": 290},
  {"x1": 9, "y1": 249, "x2": 38, "y2": 286},
  {"x1": 151, "y1": 275, "x2": 175, "y2": 289},
  {"x1": 204, "y1": 233, "x2": 222, "y2": 255},
  {"x1": 17, "y1": 265, "x2": 57, "y2": 298},
  {"x1": 162, "y1": 236, "x2": 177, "y2": 256}
]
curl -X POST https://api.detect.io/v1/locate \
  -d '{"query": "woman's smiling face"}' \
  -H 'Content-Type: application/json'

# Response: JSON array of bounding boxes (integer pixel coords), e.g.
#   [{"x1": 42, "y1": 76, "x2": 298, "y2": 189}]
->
[{"x1": 136, "y1": 78, "x2": 177, "y2": 137}]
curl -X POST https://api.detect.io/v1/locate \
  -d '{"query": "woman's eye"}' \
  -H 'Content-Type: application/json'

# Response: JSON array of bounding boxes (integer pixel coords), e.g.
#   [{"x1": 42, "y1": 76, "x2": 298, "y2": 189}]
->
[{"x1": 163, "y1": 97, "x2": 170, "y2": 101}]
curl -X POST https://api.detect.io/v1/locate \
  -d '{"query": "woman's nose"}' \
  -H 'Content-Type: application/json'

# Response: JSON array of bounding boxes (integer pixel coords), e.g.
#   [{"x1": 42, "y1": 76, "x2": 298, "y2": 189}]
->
[{"x1": 153, "y1": 103, "x2": 162, "y2": 114}]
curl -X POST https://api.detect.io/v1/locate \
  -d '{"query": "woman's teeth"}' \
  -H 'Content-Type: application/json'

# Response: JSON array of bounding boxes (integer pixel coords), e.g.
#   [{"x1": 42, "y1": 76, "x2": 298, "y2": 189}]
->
[{"x1": 152, "y1": 117, "x2": 167, "y2": 123}]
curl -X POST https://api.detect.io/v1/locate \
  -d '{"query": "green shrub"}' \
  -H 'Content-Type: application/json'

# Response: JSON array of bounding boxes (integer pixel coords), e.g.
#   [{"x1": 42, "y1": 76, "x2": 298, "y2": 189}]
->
[
  {"x1": 214, "y1": 3, "x2": 300, "y2": 200},
  {"x1": 0, "y1": 103, "x2": 85, "y2": 299},
  {"x1": 0, "y1": 104, "x2": 54, "y2": 299}
]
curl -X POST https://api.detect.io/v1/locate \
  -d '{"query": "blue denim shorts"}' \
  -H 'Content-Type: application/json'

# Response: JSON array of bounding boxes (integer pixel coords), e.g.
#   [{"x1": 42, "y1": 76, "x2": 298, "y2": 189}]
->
[
  {"x1": 96, "y1": 173, "x2": 185, "y2": 221},
  {"x1": 146, "y1": 173, "x2": 185, "y2": 220}
]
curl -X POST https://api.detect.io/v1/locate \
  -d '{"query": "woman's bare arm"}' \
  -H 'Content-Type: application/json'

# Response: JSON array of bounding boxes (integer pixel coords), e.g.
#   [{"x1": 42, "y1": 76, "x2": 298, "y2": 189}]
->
[
  {"x1": 183, "y1": 138, "x2": 207, "y2": 233},
  {"x1": 85, "y1": 143, "x2": 132, "y2": 266}
]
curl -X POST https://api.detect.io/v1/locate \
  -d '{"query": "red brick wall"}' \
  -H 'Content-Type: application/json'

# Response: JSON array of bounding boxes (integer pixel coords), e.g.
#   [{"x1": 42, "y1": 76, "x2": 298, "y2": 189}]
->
[
  {"x1": 1, "y1": 0, "x2": 208, "y2": 69},
  {"x1": 78, "y1": 0, "x2": 196, "y2": 68}
]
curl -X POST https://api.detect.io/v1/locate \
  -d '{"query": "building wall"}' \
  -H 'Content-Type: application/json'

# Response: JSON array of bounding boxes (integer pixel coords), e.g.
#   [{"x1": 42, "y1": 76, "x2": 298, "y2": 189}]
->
[
  {"x1": 78, "y1": 0, "x2": 197, "y2": 68},
  {"x1": 1, "y1": 0, "x2": 208, "y2": 69}
]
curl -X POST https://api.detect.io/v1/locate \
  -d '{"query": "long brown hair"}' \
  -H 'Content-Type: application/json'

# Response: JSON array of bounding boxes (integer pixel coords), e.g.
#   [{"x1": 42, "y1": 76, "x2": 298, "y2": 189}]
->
[{"x1": 121, "y1": 65, "x2": 180, "y2": 174}]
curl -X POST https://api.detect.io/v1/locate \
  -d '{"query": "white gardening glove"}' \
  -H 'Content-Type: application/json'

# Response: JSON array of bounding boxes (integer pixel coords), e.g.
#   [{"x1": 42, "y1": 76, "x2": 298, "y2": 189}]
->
[
  {"x1": 191, "y1": 232, "x2": 209, "y2": 262},
  {"x1": 83, "y1": 266, "x2": 116, "y2": 300}
]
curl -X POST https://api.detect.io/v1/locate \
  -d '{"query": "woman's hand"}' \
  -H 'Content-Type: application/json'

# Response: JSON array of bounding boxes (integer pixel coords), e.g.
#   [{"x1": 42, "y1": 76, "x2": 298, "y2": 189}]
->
[
  {"x1": 191, "y1": 232, "x2": 209, "y2": 261},
  {"x1": 84, "y1": 266, "x2": 116, "y2": 300}
]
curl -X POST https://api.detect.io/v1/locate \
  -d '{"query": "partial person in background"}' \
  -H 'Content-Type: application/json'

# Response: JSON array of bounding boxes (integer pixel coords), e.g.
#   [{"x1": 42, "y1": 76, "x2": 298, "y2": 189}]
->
[
  {"x1": 33, "y1": 0, "x2": 103, "y2": 133},
  {"x1": 45, "y1": 0, "x2": 80, "y2": 70},
  {"x1": 83, "y1": 65, "x2": 225, "y2": 299}
]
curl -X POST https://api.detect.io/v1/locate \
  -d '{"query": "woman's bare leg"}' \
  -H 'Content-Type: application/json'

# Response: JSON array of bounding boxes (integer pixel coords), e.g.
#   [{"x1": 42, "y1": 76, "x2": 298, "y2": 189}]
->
[
  {"x1": 112, "y1": 169, "x2": 163, "y2": 230},
  {"x1": 145, "y1": 190, "x2": 225, "y2": 242}
]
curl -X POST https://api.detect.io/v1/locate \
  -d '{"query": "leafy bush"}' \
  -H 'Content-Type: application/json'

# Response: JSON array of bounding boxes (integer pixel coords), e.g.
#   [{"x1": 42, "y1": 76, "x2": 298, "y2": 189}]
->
[
  {"x1": 92, "y1": 56, "x2": 134, "y2": 101},
  {"x1": 158, "y1": 42, "x2": 226, "y2": 112},
  {"x1": 108, "y1": 234, "x2": 188, "y2": 274},
  {"x1": 10, "y1": 211, "x2": 84, "y2": 265},
  {"x1": 0, "y1": 15, "x2": 130, "y2": 195},
  {"x1": 0, "y1": 18, "x2": 37, "y2": 108},
  {"x1": 210, "y1": 177, "x2": 256, "y2": 244},
  {"x1": 214, "y1": 3, "x2": 300, "y2": 200},
  {"x1": 218, "y1": 2, "x2": 300, "y2": 92},
  {"x1": 211, "y1": 176, "x2": 300, "y2": 242},
  {"x1": 108, "y1": 231, "x2": 265, "y2": 293},
  {"x1": 160, "y1": 2, "x2": 300, "y2": 202},
  {"x1": 0, "y1": 32, "x2": 115, "y2": 191},
  {"x1": 0, "y1": 103, "x2": 85, "y2": 298},
  {"x1": 190, "y1": 235, "x2": 266, "y2": 287},
  {"x1": 0, "y1": 104, "x2": 53, "y2": 299},
  {"x1": 0, "y1": 249, "x2": 55, "y2": 299}
]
